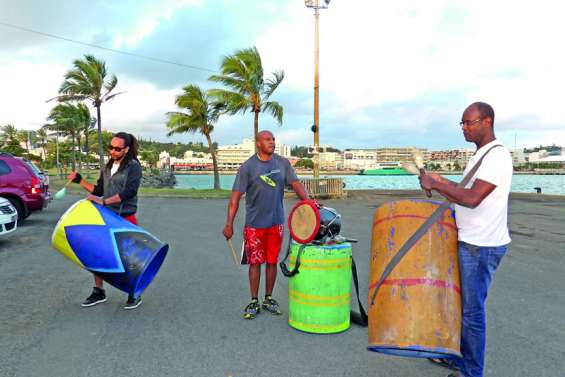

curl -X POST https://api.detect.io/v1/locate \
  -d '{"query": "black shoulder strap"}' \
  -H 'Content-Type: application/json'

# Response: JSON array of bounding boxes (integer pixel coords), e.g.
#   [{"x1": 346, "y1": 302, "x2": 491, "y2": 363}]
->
[
  {"x1": 279, "y1": 235, "x2": 307, "y2": 277},
  {"x1": 368, "y1": 144, "x2": 502, "y2": 306},
  {"x1": 350, "y1": 254, "x2": 368, "y2": 326}
]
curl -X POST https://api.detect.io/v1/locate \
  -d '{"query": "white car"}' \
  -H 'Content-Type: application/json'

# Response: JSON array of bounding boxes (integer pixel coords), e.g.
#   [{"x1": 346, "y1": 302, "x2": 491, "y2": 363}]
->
[{"x1": 0, "y1": 197, "x2": 18, "y2": 236}]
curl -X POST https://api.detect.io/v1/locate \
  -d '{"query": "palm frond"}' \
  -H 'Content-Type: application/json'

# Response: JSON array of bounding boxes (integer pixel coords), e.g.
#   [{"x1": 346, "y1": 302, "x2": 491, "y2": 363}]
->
[
  {"x1": 262, "y1": 101, "x2": 284, "y2": 125},
  {"x1": 264, "y1": 70, "x2": 285, "y2": 99}
]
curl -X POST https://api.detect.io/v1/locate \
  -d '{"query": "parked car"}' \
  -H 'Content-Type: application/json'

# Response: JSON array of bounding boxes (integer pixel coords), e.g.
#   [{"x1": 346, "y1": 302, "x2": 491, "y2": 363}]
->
[
  {"x1": 0, "y1": 196, "x2": 17, "y2": 236},
  {"x1": 0, "y1": 152, "x2": 48, "y2": 224},
  {"x1": 19, "y1": 158, "x2": 52, "y2": 203}
]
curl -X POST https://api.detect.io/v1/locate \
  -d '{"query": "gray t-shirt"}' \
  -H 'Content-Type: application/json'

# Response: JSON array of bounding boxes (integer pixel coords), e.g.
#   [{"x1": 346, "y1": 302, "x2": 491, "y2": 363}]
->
[{"x1": 233, "y1": 154, "x2": 299, "y2": 228}]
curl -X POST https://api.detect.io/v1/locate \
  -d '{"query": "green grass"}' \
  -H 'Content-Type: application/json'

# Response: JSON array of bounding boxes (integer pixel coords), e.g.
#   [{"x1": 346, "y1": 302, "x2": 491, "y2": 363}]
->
[
  {"x1": 139, "y1": 188, "x2": 231, "y2": 198},
  {"x1": 49, "y1": 177, "x2": 231, "y2": 198}
]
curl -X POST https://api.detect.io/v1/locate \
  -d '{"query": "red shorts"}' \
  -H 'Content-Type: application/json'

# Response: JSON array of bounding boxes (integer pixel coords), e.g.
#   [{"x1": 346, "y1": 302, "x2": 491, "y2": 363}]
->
[
  {"x1": 243, "y1": 225, "x2": 284, "y2": 265},
  {"x1": 123, "y1": 214, "x2": 138, "y2": 225}
]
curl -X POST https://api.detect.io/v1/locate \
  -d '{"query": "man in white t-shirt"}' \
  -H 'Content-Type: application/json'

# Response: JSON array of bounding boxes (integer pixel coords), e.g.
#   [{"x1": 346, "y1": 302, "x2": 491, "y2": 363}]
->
[{"x1": 419, "y1": 102, "x2": 513, "y2": 377}]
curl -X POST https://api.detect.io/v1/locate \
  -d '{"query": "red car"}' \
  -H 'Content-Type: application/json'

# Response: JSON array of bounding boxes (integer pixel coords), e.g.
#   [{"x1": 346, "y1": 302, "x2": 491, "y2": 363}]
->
[{"x1": 0, "y1": 152, "x2": 48, "y2": 224}]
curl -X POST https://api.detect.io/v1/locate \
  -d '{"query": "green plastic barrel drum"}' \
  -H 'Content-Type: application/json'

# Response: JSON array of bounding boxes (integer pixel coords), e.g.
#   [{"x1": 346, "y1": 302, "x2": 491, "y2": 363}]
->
[{"x1": 287, "y1": 241, "x2": 352, "y2": 334}]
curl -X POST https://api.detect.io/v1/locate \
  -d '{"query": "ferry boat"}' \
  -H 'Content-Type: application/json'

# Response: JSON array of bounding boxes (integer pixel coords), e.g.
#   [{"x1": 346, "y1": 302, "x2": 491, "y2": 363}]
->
[{"x1": 359, "y1": 162, "x2": 412, "y2": 176}]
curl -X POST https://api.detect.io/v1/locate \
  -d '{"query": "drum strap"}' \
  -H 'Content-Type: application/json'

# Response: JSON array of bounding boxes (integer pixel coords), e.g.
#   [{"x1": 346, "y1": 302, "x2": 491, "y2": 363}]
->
[
  {"x1": 369, "y1": 144, "x2": 502, "y2": 307},
  {"x1": 279, "y1": 235, "x2": 308, "y2": 277},
  {"x1": 350, "y1": 255, "x2": 368, "y2": 326}
]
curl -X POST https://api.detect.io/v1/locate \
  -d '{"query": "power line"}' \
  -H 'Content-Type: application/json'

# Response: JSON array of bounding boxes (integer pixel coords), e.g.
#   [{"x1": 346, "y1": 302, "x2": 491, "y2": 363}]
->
[{"x1": 0, "y1": 21, "x2": 217, "y2": 74}]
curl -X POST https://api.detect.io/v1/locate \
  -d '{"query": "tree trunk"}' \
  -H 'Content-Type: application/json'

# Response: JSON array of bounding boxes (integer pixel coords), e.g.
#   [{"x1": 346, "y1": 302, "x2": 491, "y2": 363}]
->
[
  {"x1": 56, "y1": 129, "x2": 61, "y2": 178},
  {"x1": 96, "y1": 105, "x2": 104, "y2": 170},
  {"x1": 205, "y1": 132, "x2": 220, "y2": 190},
  {"x1": 42, "y1": 145, "x2": 47, "y2": 167},
  {"x1": 71, "y1": 131, "x2": 76, "y2": 171},
  {"x1": 77, "y1": 134, "x2": 82, "y2": 171},
  {"x1": 84, "y1": 130, "x2": 89, "y2": 170},
  {"x1": 253, "y1": 110, "x2": 259, "y2": 153}
]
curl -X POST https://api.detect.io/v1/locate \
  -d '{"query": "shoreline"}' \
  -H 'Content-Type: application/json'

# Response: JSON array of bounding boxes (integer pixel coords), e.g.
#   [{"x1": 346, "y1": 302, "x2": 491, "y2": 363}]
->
[{"x1": 173, "y1": 170, "x2": 565, "y2": 176}]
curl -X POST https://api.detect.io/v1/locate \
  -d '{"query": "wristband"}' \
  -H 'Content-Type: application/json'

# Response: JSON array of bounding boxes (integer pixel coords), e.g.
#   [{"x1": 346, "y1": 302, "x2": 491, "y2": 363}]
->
[{"x1": 72, "y1": 172, "x2": 83, "y2": 184}]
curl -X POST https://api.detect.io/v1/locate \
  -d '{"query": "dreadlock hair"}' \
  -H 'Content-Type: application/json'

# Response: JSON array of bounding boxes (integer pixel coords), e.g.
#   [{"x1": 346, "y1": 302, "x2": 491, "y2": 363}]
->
[{"x1": 106, "y1": 132, "x2": 139, "y2": 171}]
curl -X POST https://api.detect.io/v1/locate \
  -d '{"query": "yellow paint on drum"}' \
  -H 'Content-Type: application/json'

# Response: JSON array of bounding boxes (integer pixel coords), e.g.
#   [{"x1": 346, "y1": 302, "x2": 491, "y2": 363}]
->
[
  {"x1": 368, "y1": 200, "x2": 461, "y2": 358},
  {"x1": 51, "y1": 200, "x2": 105, "y2": 268}
]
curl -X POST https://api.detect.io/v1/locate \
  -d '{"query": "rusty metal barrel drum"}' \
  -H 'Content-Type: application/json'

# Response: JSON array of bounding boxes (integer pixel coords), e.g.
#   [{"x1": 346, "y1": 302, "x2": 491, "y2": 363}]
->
[{"x1": 368, "y1": 199, "x2": 462, "y2": 358}]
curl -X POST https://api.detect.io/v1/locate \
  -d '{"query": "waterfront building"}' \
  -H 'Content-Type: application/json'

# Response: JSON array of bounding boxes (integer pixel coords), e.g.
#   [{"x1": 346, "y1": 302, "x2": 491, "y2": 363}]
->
[
  {"x1": 428, "y1": 149, "x2": 473, "y2": 170},
  {"x1": 342, "y1": 149, "x2": 377, "y2": 170},
  {"x1": 216, "y1": 138, "x2": 291, "y2": 170},
  {"x1": 319, "y1": 151, "x2": 344, "y2": 170}
]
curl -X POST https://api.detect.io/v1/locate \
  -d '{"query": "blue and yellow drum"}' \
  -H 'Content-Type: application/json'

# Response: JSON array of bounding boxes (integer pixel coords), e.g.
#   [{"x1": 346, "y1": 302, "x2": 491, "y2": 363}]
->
[{"x1": 51, "y1": 200, "x2": 168, "y2": 297}]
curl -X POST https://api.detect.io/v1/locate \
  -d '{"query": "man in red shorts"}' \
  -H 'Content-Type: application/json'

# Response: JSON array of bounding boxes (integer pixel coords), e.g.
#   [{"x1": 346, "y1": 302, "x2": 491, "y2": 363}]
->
[{"x1": 223, "y1": 130, "x2": 309, "y2": 319}]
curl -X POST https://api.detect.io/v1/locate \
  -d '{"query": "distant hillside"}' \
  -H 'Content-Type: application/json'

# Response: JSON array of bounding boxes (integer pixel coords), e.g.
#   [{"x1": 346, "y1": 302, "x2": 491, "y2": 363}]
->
[{"x1": 138, "y1": 139, "x2": 218, "y2": 158}]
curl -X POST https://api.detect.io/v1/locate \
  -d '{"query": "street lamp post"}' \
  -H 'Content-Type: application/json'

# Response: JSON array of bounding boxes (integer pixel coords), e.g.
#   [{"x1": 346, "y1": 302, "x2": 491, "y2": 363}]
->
[{"x1": 305, "y1": 0, "x2": 330, "y2": 179}]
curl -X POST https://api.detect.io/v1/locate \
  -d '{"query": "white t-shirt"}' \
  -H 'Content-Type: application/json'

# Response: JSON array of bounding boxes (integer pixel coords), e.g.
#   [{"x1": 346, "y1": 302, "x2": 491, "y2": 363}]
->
[
  {"x1": 454, "y1": 139, "x2": 513, "y2": 247},
  {"x1": 110, "y1": 162, "x2": 120, "y2": 176}
]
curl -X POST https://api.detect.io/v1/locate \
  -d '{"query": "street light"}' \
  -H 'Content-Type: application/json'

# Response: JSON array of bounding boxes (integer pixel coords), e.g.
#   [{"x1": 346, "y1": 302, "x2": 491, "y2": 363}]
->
[{"x1": 304, "y1": 0, "x2": 331, "y2": 179}]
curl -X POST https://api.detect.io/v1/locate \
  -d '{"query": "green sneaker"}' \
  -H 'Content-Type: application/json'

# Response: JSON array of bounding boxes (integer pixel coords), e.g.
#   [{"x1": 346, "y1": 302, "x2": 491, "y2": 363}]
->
[
  {"x1": 243, "y1": 299, "x2": 261, "y2": 320},
  {"x1": 262, "y1": 296, "x2": 282, "y2": 315}
]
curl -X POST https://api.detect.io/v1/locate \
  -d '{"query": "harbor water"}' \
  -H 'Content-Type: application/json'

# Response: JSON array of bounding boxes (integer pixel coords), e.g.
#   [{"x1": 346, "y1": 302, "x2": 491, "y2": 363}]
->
[{"x1": 174, "y1": 174, "x2": 565, "y2": 195}]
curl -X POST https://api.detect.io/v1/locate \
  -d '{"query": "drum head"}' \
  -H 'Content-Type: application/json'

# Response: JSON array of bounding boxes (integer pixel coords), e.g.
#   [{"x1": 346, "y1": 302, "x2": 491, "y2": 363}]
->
[{"x1": 288, "y1": 200, "x2": 321, "y2": 244}]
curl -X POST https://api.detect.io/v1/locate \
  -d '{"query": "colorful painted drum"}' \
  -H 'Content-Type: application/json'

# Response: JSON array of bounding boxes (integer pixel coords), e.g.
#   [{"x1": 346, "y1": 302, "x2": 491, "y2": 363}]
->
[
  {"x1": 288, "y1": 241, "x2": 352, "y2": 334},
  {"x1": 368, "y1": 199, "x2": 461, "y2": 358},
  {"x1": 51, "y1": 200, "x2": 169, "y2": 298}
]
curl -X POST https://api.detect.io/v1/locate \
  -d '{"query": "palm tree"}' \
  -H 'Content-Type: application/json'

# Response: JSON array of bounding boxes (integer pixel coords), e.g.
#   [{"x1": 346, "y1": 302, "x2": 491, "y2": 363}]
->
[
  {"x1": 208, "y1": 46, "x2": 284, "y2": 148},
  {"x1": 0, "y1": 124, "x2": 25, "y2": 155},
  {"x1": 17, "y1": 130, "x2": 30, "y2": 154},
  {"x1": 53, "y1": 54, "x2": 123, "y2": 169},
  {"x1": 1, "y1": 124, "x2": 18, "y2": 145},
  {"x1": 82, "y1": 117, "x2": 96, "y2": 169},
  {"x1": 166, "y1": 85, "x2": 223, "y2": 190},
  {"x1": 36, "y1": 128, "x2": 49, "y2": 165},
  {"x1": 46, "y1": 103, "x2": 83, "y2": 171},
  {"x1": 73, "y1": 103, "x2": 92, "y2": 171}
]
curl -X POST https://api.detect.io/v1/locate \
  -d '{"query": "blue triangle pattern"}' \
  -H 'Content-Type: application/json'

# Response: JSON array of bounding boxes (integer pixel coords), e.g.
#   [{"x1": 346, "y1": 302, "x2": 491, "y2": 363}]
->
[{"x1": 65, "y1": 224, "x2": 125, "y2": 273}]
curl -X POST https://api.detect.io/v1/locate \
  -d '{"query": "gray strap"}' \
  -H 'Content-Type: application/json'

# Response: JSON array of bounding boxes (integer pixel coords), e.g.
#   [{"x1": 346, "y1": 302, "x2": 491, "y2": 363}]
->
[{"x1": 369, "y1": 144, "x2": 502, "y2": 306}]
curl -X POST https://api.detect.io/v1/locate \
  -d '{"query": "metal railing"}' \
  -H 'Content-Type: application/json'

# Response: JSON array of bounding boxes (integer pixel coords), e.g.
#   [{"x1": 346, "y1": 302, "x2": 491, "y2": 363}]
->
[{"x1": 300, "y1": 177, "x2": 345, "y2": 199}]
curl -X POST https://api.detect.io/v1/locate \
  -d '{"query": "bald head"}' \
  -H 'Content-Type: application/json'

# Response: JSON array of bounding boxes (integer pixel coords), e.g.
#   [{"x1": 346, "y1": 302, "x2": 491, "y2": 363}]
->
[
  {"x1": 466, "y1": 102, "x2": 495, "y2": 127},
  {"x1": 256, "y1": 130, "x2": 276, "y2": 156},
  {"x1": 256, "y1": 130, "x2": 274, "y2": 141}
]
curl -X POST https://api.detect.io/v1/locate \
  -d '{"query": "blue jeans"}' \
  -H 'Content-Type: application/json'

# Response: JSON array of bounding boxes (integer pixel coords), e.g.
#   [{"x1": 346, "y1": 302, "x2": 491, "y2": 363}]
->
[{"x1": 455, "y1": 242, "x2": 507, "y2": 377}]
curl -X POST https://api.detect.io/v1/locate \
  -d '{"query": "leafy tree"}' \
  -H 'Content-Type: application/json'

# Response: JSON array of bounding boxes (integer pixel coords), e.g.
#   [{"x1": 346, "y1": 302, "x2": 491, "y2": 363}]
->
[{"x1": 295, "y1": 159, "x2": 314, "y2": 169}]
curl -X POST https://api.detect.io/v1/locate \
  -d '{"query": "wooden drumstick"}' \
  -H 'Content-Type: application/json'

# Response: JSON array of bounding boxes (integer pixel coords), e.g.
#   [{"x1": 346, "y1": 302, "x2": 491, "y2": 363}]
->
[
  {"x1": 411, "y1": 147, "x2": 433, "y2": 198},
  {"x1": 226, "y1": 239, "x2": 239, "y2": 265}
]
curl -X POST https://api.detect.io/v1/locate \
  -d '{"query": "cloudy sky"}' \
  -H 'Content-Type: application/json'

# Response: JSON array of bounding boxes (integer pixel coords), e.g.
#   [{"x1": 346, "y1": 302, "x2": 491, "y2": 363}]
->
[{"x1": 1, "y1": 0, "x2": 564, "y2": 150}]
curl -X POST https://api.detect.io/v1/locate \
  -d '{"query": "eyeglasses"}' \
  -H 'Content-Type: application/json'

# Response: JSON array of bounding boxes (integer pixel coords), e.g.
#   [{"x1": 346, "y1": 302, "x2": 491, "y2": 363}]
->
[
  {"x1": 459, "y1": 118, "x2": 482, "y2": 128},
  {"x1": 108, "y1": 145, "x2": 126, "y2": 152}
]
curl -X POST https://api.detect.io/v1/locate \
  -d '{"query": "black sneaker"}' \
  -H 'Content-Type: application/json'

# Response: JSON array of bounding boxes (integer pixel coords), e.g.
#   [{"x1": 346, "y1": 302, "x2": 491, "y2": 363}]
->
[
  {"x1": 124, "y1": 295, "x2": 142, "y2": 310},
  {"x1": 243, "y1": 299, "x2": 261, "y2": 319},
  {"x1": 262, "y1": 295, "x2": 282, "y2": 315},
  {"x1": 81, "y1": 287, "x2": 107, "y2": 307}
]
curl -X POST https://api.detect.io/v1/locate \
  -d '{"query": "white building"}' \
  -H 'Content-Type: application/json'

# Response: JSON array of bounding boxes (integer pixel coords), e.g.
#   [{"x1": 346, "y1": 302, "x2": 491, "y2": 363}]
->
[
  {"x1": 217, "y1": 138, "x2": 291, "y2": 169},
  {"x1": 428, "y1": 149, "x2": 474, "y2": 170},
  {"x1": 342, "y1": 149, "x2": 377, "y2": 170},
  {"x1": 319, "y1": 152, "x2": 344, "y2": 170},
  {"x1": 276, "y1": 142, "x2": 291, "y2": 158},
  {"x1": 511, "y1": 149, "x2": 527, "y2": 165},
  {"x1": 527, "y1": 150, "x2": 548, "y2": 163},
  {"x1": 157, "y1": 151, "x2": 171, "y2": 169},
  {"x1": 217, "y1": 139, "x2": 255, "y2": 170}
]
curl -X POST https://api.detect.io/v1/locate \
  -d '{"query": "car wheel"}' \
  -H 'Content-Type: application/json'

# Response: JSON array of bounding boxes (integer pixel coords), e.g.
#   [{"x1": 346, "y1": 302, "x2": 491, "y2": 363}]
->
[{"x1": 5, "y1": 197, "x2": 25, "y2": 225}]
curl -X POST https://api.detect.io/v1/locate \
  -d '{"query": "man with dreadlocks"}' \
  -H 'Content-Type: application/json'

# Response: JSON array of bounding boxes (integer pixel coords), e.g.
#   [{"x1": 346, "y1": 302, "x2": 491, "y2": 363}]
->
[{"x1": 68, "y1": 132, "x2": 144, "y2": 310}]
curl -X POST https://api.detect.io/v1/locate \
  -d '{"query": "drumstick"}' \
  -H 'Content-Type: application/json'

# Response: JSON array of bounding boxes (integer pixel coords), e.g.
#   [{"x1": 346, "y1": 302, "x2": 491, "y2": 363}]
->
[
  {"x1": 410, "y1": 147, "x2": 432, "y2": 198},
  {"x1": 226, "y1": 239, "x2": 239, "y2": 265}
]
